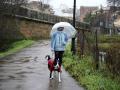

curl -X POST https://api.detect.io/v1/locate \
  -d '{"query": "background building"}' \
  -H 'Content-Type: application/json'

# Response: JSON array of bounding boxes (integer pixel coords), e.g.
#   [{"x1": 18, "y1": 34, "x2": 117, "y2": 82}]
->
[{"x1": 80, "y1": 6, "x2": 98, "y2": 22}]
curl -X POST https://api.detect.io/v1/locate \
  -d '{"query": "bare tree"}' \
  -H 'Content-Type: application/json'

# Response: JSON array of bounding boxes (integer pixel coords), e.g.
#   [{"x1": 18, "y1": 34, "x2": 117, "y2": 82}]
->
[
  {"x1": 107, "y1": 0, "x2": 120, "y2": 6},
  {"x1": 0, "y1": 0, "x2": 28, "y2": 15}
]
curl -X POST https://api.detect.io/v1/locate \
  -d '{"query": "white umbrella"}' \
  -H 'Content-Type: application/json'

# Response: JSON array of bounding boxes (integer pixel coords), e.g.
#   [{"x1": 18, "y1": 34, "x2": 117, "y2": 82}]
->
[{"x1": 50, "y1": 22, "x2": 77, "y2": 38}]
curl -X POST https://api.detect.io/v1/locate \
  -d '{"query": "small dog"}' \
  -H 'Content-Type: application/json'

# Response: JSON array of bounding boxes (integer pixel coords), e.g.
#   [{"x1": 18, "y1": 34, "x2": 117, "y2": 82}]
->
[{"x1": 45, "y1": 55, "x2": 61, "y2": 82}]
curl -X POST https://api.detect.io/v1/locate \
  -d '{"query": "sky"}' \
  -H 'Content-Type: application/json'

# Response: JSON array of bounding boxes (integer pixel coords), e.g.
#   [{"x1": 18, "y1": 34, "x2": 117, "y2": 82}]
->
[
  {"x1": 30, "y1": 0, "x2": 107, "y2": 15},
  {"x1": 49, "y1": 0, "x2": 107, "y2": 9},
  {"x1": 49, "y1": 0, "x2": 107, "y2": 15}
]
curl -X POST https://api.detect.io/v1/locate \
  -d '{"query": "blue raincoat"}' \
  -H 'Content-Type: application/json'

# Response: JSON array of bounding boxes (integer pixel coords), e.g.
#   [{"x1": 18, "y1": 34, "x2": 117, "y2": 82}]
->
[{"x1": 51, "y1": 31, "x2": 68, "y2": 51}]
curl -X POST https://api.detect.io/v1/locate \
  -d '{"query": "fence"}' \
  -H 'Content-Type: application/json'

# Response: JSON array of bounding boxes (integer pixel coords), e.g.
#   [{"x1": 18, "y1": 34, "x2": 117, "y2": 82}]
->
[{"x1": 77, "y1": 26, "x2": 120, "y2": 75}]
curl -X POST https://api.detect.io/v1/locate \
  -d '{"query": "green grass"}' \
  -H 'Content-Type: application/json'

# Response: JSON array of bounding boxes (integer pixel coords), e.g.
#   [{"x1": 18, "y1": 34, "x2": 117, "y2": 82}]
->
[
  {"x1": 98, "y1": 43, "x2": 111, "y2": 51},
  {"x1": 98, "y1": 35, "x2": 120, "y2": 51},
  {"x1": 0, "y1": 40, "x2": 35, "y2": 58},
  {"x1": 63, "y1": 45, "x2": 120, "y2": 90},
  {"x1": 99, "y1": 35, "x2": 120, "y2": 43}
]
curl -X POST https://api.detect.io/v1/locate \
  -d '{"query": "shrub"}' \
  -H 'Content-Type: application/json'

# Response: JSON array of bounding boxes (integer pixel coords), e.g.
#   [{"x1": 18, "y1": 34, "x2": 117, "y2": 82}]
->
[
  {"x1": 105, "y1": 43, "x2": 120, "y2": 75},
  {"x1": 98, "y1": 42, "x2": 120, "y2": 75}
]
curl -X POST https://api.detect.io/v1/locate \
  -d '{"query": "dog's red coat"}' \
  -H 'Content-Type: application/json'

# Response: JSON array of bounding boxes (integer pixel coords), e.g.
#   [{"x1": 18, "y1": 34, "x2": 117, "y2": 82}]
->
[
  {"x1": 48, "y1": 59, "x2": 54, "y2": 72},
  {"x1": 48, "y1": 59, "x2": 61, "y2": 72}
]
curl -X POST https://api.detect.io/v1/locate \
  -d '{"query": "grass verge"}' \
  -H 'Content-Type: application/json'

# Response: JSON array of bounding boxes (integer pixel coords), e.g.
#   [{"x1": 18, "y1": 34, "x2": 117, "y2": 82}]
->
[
  {"x1": 63, "y1": 45, "x2": 120, "y2": 90},
  {"x1": 0, "y1": 40, "x2": 35, "y2": 58}
]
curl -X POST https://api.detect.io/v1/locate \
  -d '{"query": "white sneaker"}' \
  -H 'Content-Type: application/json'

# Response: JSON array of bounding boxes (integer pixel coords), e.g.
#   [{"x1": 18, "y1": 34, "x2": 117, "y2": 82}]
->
[
  {"x1": 50, "y1": 77, "x2": 52, "y2": 80},
  {"x1": 59, "y1": 79, "x2": 61, "y2": 82},
  {"x1": 51, "y1": 75, "x2": 54, "y2": 79},
  {"x1": 50, "y1": 75, "x2": 54, "y2": 79}
]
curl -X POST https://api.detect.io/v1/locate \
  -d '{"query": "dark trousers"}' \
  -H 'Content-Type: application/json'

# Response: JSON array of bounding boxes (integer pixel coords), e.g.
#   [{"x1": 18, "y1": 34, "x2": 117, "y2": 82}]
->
[{"x1": 54, "y1": 51, "x2": 64, "y2": 66}]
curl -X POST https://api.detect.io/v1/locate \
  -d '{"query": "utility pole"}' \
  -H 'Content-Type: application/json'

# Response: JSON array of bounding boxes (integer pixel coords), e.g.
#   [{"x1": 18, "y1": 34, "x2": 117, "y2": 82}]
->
[
  {"x1": 113, "y1": 0, "x2": 116, "y2": 34},
  {"x1": 95, "y1": 28, "x2": 99, "y2": 69},
  {"x1": 113, "y1": 0, "x2": 115, "y2": 11},
  {"x1": 95, "y1": 11, "x2": 99, "y2": 69},
  {"x1": 71, "y1": 0, "x2": 76, "y2": 55},
  {"x1": 81, "y1": 29, "x2": 85, "y2": 56}
]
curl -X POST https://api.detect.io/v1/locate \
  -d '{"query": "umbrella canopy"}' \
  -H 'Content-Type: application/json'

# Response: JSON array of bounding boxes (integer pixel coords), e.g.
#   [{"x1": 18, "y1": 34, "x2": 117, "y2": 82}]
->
[{"x1": 50, "y1": 22, "x2": 77, "y2": 38}]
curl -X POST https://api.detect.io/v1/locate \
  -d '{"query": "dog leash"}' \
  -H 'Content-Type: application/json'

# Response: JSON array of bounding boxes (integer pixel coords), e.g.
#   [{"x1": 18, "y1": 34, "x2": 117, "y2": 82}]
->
[{"x1": 52, "y1": 51, "x2": 54, "y2": 59}]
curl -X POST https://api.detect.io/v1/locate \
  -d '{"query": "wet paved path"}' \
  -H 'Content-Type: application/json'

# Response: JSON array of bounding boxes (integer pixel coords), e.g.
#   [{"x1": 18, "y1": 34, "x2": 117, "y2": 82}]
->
[{"x1": 0, "y1": 40, "x2": 84, "y2": 90}]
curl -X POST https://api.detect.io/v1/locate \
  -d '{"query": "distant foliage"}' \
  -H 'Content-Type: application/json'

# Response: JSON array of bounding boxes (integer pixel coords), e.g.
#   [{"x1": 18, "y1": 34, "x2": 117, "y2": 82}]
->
[{"x1": 83, "y1": 13, "x2": 95, "y2": 24}]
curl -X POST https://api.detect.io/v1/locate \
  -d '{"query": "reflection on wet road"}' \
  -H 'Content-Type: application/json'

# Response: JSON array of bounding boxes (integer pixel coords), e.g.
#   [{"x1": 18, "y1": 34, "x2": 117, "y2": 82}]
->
[{"x1": 0, "y1": 40, "x2": 84, "y2": 90}]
